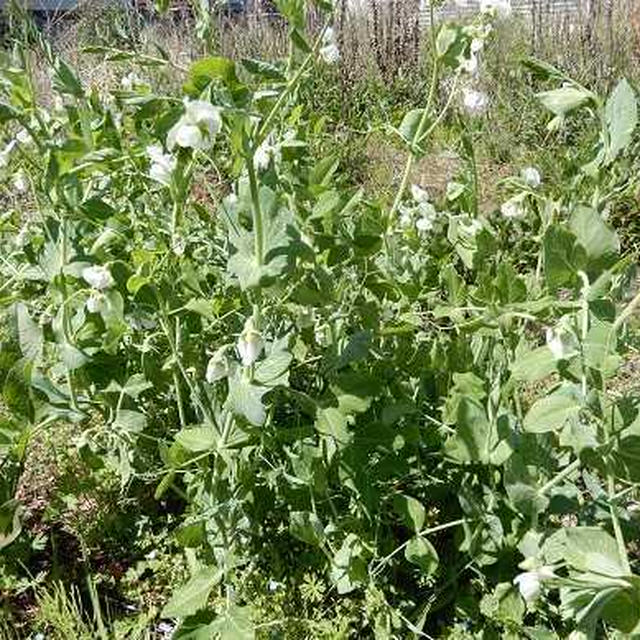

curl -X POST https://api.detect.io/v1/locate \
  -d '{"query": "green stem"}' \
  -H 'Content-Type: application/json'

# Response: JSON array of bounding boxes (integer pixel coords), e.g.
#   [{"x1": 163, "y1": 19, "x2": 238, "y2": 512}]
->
[
  {"x1": 371, "y1": 518, "x2": 467, "y2": 577},
  {"x1": 599, "y1": 287, "x2": 640, "y2": 574},
  {"x1": 173, "y1": 318, "x2": 187, "y2": 429},
  {"x1": 159, "y1": 311, "x2": 217, "y2": 431},
  {"x1": 247, "y1": 154, "x2": 264, "y2": 267},
  {"x1": 538, "y1": 458, "x2": 581, "y2": 496},
  {"x1": 256, "y1": 21, "x2": 330, "y2": 148},
  {"x1": 387, "y1": 2, "x2": 440, "y2": 228}
]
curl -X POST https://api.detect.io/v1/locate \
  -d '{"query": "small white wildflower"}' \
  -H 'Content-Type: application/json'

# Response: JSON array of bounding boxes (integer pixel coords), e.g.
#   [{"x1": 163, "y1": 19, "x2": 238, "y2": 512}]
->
[
  {"x1": 86, "y1": 291, "x2": 106, "y2": 314},
  {"x1": 172, "y1": 234, "x2": 186, "y2": 257},
  {"x1": 460, "y1": 219, "x2": 482, "y2": 236},
  {"x1": 410, "y1": 184, "x2": 430, "y2": 204},
  {"x1": 501, "y1": 196, "x2": 525, "y2": 219},
  {"x1": 320, "y1": 27, "x2": 340, "y2": 64},
  {"x1": 461, "y1": 53, "x2": 479, "y2": 75},
  {"x1": 0, "y1": 140, "x2": 16, "y2": 168},
  {"x1": 147, "y1": 144, "x2": 176, "y2": 186},
  {"x1": 399, "y1": 209, "x2": 413, "y2": 228},
  {"x1": 480, "y1": 0, "x2": 512, "y2": 18},
  {"x1": 254, "y1": 135, "x2": 280, "y2": 171},
  {"x1": 267, "y1": 579, "x2": 282, "y2": 592},
  {"x1": 462, "y1": 88, "x2": 488, "y2": 116},
  {"x1": 121, "y1": 71, "x2": 146, "y2": 91},
  {"x1": 521, "y1": 166, "x2": 542, "y2": 188},
  {"x1": 13, "y1": 170, "x2": 28, "y2": 194},
  {"x1": 206, "y1": 347, "x2": 230, "y2": 383},
  {"x1": 167, "y1": 99, "x2": 221, "y2": 151},
  {"x1": 471, "y1": 38, "x2": 484, "y2": 54},
  {"x1": 237, "y1": 317, "x2": 264, "y2": 367},
  {"x1": 513, "y1": 566, "x2": 554, "y2": 604},
  {"x1": 82, "y1": 265, "x2": 113, "y2": 291},
  {"x1": 416, "y1": 202, "x2": 438, "y2": 233},
  {"x1": 16, "y1": 129, "x2": 33, "y2": 145},
  {"x1": 15, "y1": 224, "x2": 29, "y2": 248},
  {"x1": 545, "y1": 324, "x2": 578, "y2": 361}
]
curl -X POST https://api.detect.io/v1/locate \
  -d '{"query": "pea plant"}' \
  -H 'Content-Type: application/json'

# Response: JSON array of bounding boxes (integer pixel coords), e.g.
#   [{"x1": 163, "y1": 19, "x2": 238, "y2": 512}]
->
[{"x1": 0, "y1": 1, "x2": 639, "y2": 636}]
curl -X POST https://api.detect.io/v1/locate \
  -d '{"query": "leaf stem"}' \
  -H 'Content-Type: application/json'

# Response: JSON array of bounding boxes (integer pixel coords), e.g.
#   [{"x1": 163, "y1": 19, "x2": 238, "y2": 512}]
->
[
  {"x1": 256, "y1": 21, "x2": 330, "y2": 148},
  {"x1": 537, "y1": 458, "x2": 581, "y2": 496},
  {"x1": 370, "y1": 518, "x2": 467, "y2": 577},
  {"x1": 247, "y1": 154, "x2": 264, "y2": 267}
]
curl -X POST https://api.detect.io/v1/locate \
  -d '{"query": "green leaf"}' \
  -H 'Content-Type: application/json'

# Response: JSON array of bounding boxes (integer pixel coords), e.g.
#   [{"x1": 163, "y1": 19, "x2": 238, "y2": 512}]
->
[
  {"x1": 289, "y1": 511, "x2": 325, "y2": 546},
  {"x1": 60, "y1": 343, "x2": 90, "y2": 371},
  {"x1": 543, "y1": 224, "x2": 585, "y2": 290},
  {"x1": 563, "y1": 527, "x2": 627, "y2": 576},
  {"x1": 186, "y1": 57, "x2": 239, "y2": 93},
  {"x1": 176, "y1": 427, "x2": 217, "y2": 453},
  {"x1": 537, "y1": 86, "x2": 592, "y2": 116},
  {"x1": 16, "y1": 304, "x2": 43, "y2": 364},
  {"x1": 397, "y1": 109, "x2": 428, "y2": 151},
  {"x1": 605, "y1": 78, "x2": 637, "y2": 161},
  {"x1": 208, "y1": 604, "x2": 254, "y2": 640},
  {"x1": 254, "y1": 350, "x2": 292, "y2": 386},
  {"x1": 162, "y1": 567, "x2": 223, "y2": 619},
  {"x1": 185, "y1": 298, "x2": 215, "y2": 320},
  {"x1": 584, "y1": 319, "x2": 619, "y2": 377},
  {"x1": 53, "y1": 58, "x2": 84, "y2": 97},
  {"x1": 511, "y1": 346, "x2": 557, "y2": 383},
  {"x1": 226, "y1": 375, "x2": 268, "y2": 426},
  {"x1": 0, "y1": 501, "x2": 22, "y2": 550},
  {"x1": 290, "y1": 27, "x2": 311, "y2": 53},
  {"x1": 436, "y1": 24, "x2": 458, "y2": 59},
  {"x1": 80, "y1": 197, "x2": 116, "y2": 220},
  {"x1": 405, "y1": 535, "x2": 439, "y2": 576},
  {"x1": 330, "y1": 534, "x2": 367, "y2": 594},
  {"x1": 393, "y1": 494, "x2": 426, "y2": 532},
  {"x1": 241, "y1": 58, "x2": 285, "y2": 81},
  {"x1": 569, "y1": 205, "x2": 619, "y2": 268},
  {"x1": 523, "y1": 385, "x2": 582, "y2": 433},
  {"x1": 315, "y1": 407, "x2": 352, "y2": 448},
  {"x1": 113, "y1": 409, "x2": 147, "y2": 433},
  {"x1": 445, "y1": 397, "x2": 502, "y2": 464}
]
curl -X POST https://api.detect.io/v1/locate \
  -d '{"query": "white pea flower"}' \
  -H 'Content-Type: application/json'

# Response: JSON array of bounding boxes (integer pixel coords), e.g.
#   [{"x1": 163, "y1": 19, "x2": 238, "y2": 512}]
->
[
  {"x1": 167, "y1": 99, "x2": 221, "y2": 151},
  {"x1": 521, "y1": 166, "x2": 542, "y2": 188},
  {"x1": 460, "y1": 218, "x2": 483, "y2": 236},
  {"x1": 172, "y1": 234, "x2": 186, "y2": 257},
  {"x1": 471, "y1": 38, "x2": 484, "y2": 54},
  {"x1": 501, "y1": 196, "x2": 525, "y2": 219},
  {"x1": 320, "y1": 27, "x2": 340, "y2": 64},
  {"x1": 411, "y1": 184, "x2": 430, "y2": 204},
  {"x1": 480, "y1": 0, "x2": 512, "y2": 17},
  {"x1": 462, "y1": 88, "x2": 488, "y2": 116},
  {"x1": 545, "y1": 323, "x2": 578, "y2": 361},
  {"x1": 13, "y1": 170, "x2": 28, "y2": 194},
  {"x1": 254, "y1": 135, "x2": 280, "y2": 171},
  {"x1": 267, "y1": 578, "x2": 282, "y2": 592},
  {"x1": 513, "y1": 566, "x2": 554, "y2": 604},
  {"x1": 237, "y1": 317, "x2": 264, "y2": 367},
  {"x1": 0, "y1": 140, "x2": 16, "y2": 168},
  {"x1": 147, "y1": 145, "x2": 176, "y2": 186},
  {"x1": 206, "y1": 347, "x2": 230, "y2": 383},
  {"x1": 86, "y1": 291, "x2": 106, "y2": 314},
  {"x1": 461, "y1": 53, "x2": 479, "y2": 76},
  {"x1": 16, "y1": 129, "x2": 33, "y2": 145},
  {"x1": 82, "y1": 265, "x2": 113, "y2": 291},
  {"x1": 15, "y1": 224, "x2": 29, "y2": 248},
  {"x1": 121, "y1": 71, "x2": 147, "y2": 91},
  {"x1": 416, "y1": 202, "x2": 438, "y2": 233}
]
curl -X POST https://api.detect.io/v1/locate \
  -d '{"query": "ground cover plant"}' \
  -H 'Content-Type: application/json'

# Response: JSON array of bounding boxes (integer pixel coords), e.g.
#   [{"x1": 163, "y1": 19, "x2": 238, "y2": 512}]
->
[{"x1": 1, "y1": 0, "x2": 640, "y2": 637}]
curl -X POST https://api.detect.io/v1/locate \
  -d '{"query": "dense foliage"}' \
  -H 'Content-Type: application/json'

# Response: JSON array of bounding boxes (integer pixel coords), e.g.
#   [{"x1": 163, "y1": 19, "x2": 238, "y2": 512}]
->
[{"x1": 1, "y1": 1, "x2": 639, "y2": 637}]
